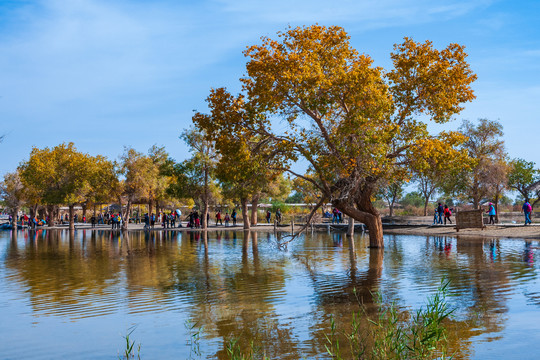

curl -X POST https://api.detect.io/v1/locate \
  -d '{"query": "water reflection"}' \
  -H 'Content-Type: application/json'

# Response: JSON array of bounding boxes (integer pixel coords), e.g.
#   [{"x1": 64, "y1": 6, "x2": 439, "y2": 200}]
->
[{"x1": 2, "y1": 230, "x2": 540, "y2": 359}]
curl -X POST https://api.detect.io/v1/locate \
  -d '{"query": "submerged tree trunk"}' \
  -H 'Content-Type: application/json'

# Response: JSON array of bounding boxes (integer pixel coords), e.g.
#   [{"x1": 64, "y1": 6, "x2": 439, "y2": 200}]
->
[
  {"x1": 250, "y1": 196, "x2": 259, "y2": 226},
  {"x1": 10, "y1": 206, "x2": 19, "y2": 227},
  {"x1": 68, "y1": 205, "x2": 75, "y2": 231},
  {"x1": 335, "y1": 194, "x2": 384, "y2": 248},
  {"x1": 347, "y1": 216, "x2": 355, "y2": 236},
  {"x1": 241, "y1": 198, "x2": 250, "y2": 230}
]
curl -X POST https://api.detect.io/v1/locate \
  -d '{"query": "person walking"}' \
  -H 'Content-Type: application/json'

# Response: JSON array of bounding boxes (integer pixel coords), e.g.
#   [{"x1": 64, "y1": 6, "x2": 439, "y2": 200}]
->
[
  {"x1": 170, "y1": 212, "x2": 176, "y2": 228},
  {"x1": 216, "y1": 210, "x2": 223, "y2": 226},
  {"x1": 194, "y1": 211, "x2": 200, "y2": 228},
  {"x1": 487, "y1": 203, "x2": 496, "y2": 225},
  {"x1": 266, "y1": 210, "x2": 271, "y2": 223},
  {"x1": 231, "y1": 209, "x2": 237, "y2": 226},
  {"x1": 444, "y1": 205, "x2": 452, "y2": 224},
  {"x1": 144, "y1": 213, "x2": 150, "y2": 230},
  {"x1": 276, "y1": 208, "x2": 282, "y2": 225},
  {"x1": 224, "y1": 212, "x2": 230, "y2": 227},
  {"x1": 332, "y1": 208, "x2": 338, "y2": 224},
  {"x1": 91, "y1": 215, "x2": 96, "y2": 228},
  {"x1": 522, "y1": 200, "x2": 533, "y2": 225},
  {"x1": 437, "y1": 203, "x2": 444, "y2": 224}
]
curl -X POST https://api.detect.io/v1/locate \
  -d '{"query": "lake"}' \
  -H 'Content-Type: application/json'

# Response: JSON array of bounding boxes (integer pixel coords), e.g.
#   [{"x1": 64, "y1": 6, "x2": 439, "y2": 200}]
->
[{"x1": 1, "y1": 229, "x2": 539, "y2": 359}]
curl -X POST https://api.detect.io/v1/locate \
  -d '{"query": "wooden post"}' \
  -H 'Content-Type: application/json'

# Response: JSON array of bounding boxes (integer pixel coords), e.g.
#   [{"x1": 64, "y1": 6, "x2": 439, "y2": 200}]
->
[{"x1": 291, "y1": 216, "x2": 294, "y2": 233}]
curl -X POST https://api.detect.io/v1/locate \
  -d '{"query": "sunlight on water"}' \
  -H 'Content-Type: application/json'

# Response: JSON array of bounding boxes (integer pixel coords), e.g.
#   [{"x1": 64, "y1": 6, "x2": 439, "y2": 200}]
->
[{"x1": 1, "y1": 229, "x2": 539, "y2": 359}]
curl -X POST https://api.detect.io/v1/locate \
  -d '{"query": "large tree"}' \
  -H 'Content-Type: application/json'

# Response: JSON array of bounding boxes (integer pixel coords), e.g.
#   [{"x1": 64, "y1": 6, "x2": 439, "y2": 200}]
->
[
  {"x1": 411, "y1": 132, "x2": 470, "y2": 216},
  {"x1": 167, "y1": 127, "x2": 219, "y2": 229},
  {"x1": 508, "y1": 158, "x2": 540, "y2": 207},
  {"x1": 201, "y1": 25, "x2": 476, "y2": 247},
  {"x1": 485, "y1": 158, "x2": 509, "y2": 222},
  {"x1": 19, "y1": 143, "x2": 94, "y2": 230},
  {"x1": 452, "y1": 119, "x2": 505, "y2": 209},
  {"x1": 0, "y1": 171, "x2": 26, "y2": 227},
  {"x1": 118, "y1": 148, "x2": 156, "y2": 230},
  {"x1": 85, "y1": 155, "x2": 118, "y2": 219},
  {"x1": 379, "y1": 180, "x2": 404, "y2": 217},
  {"x1": 147, "y1": 145, "x2": 172, "y2": 216},
  {"x1": 194, "y1": 89, "x2": 288, "y2": 229}
]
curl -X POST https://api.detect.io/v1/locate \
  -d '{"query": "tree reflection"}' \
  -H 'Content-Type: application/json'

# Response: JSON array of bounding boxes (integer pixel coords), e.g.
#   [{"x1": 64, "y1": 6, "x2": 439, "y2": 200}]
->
[{"x1": 3, "y1": 230, "x2": 540, "y2": 359}]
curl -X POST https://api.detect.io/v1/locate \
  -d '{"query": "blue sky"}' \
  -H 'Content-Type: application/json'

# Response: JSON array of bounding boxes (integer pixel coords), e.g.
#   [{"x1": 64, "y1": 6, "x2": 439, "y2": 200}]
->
[{"x1": 0, "y1": 0, "x2": 539, "y2": 176}]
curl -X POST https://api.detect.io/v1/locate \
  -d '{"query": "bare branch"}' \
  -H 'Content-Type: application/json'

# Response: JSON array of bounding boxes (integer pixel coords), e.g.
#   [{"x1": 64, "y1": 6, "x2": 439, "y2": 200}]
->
[{"x1": 277, "y1": 196, "x2": 326, "y2": 248}]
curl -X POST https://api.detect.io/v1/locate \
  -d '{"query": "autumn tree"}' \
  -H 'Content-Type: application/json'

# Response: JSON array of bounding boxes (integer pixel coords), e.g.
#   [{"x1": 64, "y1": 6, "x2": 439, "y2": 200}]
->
[
  {"x1": 118, "y1": 148, "x2": 156, "y2": 230},
  {"x1": 19, "y1": 143, "x2": 94, "y2": 230},
  {"x1": 508, "y1": 158, "x2": 540, "y2": 207},
  {"x1": 485, "y1": 158, "x2": 509, "y2": 222},
  {"x1": 451, "y1": 119, "x2": 505, "y2": 209},
  {"x1": 84, "y1": 155, "x2": 118, "y2": 219},
  {"x1": 193, "y1": 89, "x2": 289, "y2": 230},
  {"x1": 379, "y1": 180, "x2": 404, "y2": 217},
  {"x1": 167, "y1": 127, "x2": 219, "y2": 229},
  {"x1": 0, "y1": 171, "x2": 26, "y2": 226},
  {"x1": 147, "y1": 145, "x2": 172, "y2": 216},
  {"x1": 410, "y1": 132, "x2": 471, "y2": 216},
  {"x1": 202, "y1": 25, "x2": 475, "y2": 247}
]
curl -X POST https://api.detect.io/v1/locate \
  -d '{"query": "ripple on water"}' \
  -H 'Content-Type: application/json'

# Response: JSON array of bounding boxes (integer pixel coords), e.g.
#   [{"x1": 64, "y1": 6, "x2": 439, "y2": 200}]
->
[{"x1": 3, "y1": 231, "x2": 540, "y2": 359}]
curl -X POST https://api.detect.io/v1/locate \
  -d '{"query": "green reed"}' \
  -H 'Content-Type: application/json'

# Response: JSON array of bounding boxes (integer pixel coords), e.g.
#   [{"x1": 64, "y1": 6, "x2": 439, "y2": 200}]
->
[
  {"x1": 117, "y1": 281, "x2": 454, "y2": 359},
  {"x1": 119, "y1": 325, "x2": 141, "y2": 360},
  {"x1": 325, "y1": 279, "x2": 454, "y2": 360},
  {"x1": 185, "y1": 319, "x2": 203, "y2": 359}
]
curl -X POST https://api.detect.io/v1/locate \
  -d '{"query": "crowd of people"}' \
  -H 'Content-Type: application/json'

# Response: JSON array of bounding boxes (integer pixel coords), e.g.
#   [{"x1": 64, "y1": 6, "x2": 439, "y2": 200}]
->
[{"x1": 2, "y1": 201, "x2": 538, "y2": 229}]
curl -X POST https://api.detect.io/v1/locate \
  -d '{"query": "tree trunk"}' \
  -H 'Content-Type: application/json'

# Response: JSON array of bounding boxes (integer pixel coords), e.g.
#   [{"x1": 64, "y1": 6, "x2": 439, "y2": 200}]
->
[
  {"x1": 47, "y1": 205, "x2": 55, "y2": 227},
  {"x1": 53, "y1": 206, "x2": 60, "y2": 224},
  {"x1": 68, "y1": 205, "x2": 75, "y2": 231},
  {"x1": 10, "y1": 206, "x2": 19, "y2": 227},
  {"x1": 93, "y1": 204, "x2": 97, "y2": 217},
  {"x1": 365, "y1": 215, "x2": 384, "y2": 248},
  {"x1": 251, "y1": 196, "x2": 259, "y2": 226},
  {"x1": 423, "y1": 196, "x2": 429, "y2": 217},
  {"x1": 241, "y1": 198, "x2": 250, "y2": 230},
  {"x1": 494, "y1": 192, "x2": 500, "y2": 224},
  {"x1": 122, "y1": 200, "x2": 131, "y2": 231},
  {"x1": 202, "y1": 164, "x2": 209, "y2": 230},
  {"x1": 82, "y1": 203, "x2": 87, "y2": 222},
  {"x1": 347, "y1": 216, "x2": 354, "y2": 236},
  {"x1": 335, "y1": 196, "x2": 384, "y2": 248},
  {"x1": 202, "y1": 199, "x2": 209, "y2": 230},
  {"x1": 149, "y1": 200, "x2": 154, "y2": 218},
  {"x1": 388, "y1": 200, "x2": 394, "y2": 217}
]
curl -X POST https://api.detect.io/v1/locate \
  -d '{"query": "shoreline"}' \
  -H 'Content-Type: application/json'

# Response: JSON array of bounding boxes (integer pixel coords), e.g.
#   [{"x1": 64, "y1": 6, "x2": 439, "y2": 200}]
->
[
  {"x1": 384, "y1": 224, "x2": 540, "y2": 239},
  {"x1": 3, "y1": 221, "x2": 540, "y2": 240}
]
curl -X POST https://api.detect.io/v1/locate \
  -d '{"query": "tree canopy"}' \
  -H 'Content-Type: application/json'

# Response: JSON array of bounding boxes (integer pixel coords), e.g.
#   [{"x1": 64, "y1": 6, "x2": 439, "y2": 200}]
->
[{"x1": 195, "y1": 25, "x2": 476, "y2": 247}]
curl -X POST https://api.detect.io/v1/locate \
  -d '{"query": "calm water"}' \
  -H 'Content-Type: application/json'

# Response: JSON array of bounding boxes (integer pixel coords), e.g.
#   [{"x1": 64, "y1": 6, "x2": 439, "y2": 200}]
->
[{"x1": 1, "y1": 229, "x2": 540, "y2": 359}]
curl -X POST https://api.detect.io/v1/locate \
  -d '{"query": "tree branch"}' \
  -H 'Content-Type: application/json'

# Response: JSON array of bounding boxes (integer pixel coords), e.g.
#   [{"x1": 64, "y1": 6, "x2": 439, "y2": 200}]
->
[{"x1": 277, "y1": 196, "x2": 326, "y2": 248}]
